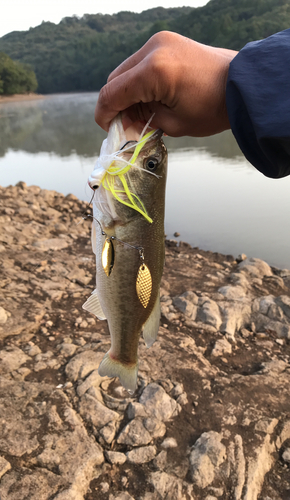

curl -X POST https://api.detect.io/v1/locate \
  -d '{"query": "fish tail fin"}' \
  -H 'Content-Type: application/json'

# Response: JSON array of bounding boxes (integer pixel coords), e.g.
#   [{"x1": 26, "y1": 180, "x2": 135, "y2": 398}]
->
[{"x1": 98, "y1": 351, "x2": 138, "y2": 395}]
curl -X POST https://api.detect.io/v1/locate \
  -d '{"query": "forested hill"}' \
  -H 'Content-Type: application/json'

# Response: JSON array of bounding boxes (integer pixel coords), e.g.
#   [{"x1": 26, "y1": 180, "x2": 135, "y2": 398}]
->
[{"x1": 0, "y1": 0, "x2": 289, "y2": 94}]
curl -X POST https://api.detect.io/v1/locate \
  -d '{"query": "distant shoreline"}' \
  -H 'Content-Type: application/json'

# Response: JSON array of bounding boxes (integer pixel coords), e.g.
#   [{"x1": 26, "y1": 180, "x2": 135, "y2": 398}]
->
[{"x1": 0, "y1": 93, "x2": 45, "y2": 104}]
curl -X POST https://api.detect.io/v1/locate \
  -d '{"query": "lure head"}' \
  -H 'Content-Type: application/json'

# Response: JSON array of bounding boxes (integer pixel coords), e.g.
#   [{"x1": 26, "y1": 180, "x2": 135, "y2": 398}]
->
[{"x1": 89, "y1": 116, "x2": 167, "y2": 225}]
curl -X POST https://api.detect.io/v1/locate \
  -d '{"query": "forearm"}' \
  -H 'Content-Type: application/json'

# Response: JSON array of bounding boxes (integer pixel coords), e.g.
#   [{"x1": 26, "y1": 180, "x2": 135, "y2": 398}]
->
[{"x1": 226, "y1": 28, "x2": 290, "y2": 178}]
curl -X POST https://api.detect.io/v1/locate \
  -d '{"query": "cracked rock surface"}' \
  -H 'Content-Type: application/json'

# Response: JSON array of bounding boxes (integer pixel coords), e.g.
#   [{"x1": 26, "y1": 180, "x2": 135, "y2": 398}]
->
[{"x1": 0, "y1": 184, "x2": 290, "y2": 499}]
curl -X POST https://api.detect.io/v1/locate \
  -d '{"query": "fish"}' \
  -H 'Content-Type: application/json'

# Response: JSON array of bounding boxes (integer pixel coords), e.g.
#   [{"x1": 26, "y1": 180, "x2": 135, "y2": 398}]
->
[{"x1": 82, "y1": 115, "x2": 167, "y2": 394}]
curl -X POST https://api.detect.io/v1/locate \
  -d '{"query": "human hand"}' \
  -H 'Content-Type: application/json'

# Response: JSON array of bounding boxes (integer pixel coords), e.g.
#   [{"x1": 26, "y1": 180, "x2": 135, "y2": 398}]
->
[{"x1": 95, "y1": 31, "x2": 238, "y2": 137}]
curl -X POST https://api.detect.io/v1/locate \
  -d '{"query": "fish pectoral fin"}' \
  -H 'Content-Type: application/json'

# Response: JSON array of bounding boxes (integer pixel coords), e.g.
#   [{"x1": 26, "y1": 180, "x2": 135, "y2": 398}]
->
[
  {"x1": 98, "y1": 351, "x2": 138, "y2": 395},
  {"x1": 142, "y1": 291, "x2": 161, "y2": 348},
  {"x1": 91, "y1": 221, "x2": 97, "y2": 255},
  {"x1": 82, "y1": 289, "x2": 106, "y2": 320}
]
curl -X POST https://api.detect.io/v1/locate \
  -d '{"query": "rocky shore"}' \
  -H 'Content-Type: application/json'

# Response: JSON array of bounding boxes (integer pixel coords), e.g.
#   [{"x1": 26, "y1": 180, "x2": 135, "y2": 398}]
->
[{"x1": 0, "y1": 182, "x2": 290, "y2": 500}]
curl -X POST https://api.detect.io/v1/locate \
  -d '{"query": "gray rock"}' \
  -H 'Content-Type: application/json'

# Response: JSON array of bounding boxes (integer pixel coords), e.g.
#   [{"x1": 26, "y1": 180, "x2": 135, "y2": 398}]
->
[
  {"x1": 126, "y1": 445, "x2": 157, "y2": 464},
  {"x1": 127, "y1": 402, "x2": 148, "y2": 420},
  {"x1": 173, "y1": 296, "x2": 197, "y2": 319},
  {"x1": 176, "y1": 393, "x2": 188, "y2": 406},
  {"x1": 218, "y1": 285, "x2": 246, "y2": 300},
  {"x1": 150, "y1": 471, "x2": 183, "y2": 500},
  {"x1": 238, "y1": 257, "x2": 272, "y2": 277},
  {"x1": 0, "y1": 347, "x2": 30, "y2": 374},
  {"x1": 161, "y1": 437, "x2": 178, "y2": 449},
  {"x1": 220, "y1": 302, "x2": 251, "y2": 337},
  {"x1": 105, "y1": 450, "x2": 127, "y2": 465},
  {"x1": 282, "y1": 448, "x2": 290, "y2": 463},
  {"x1": 211, "y1": 338, "x2": 232, "y2": 357},
  {"x1": 58, "y1": 343, "x2": 78, "y2": 357},
  {"x1": 197, "y1": 299, "x2": 222, "y2": 329},
  {"x1": 0, "y1": 468, "x2": 63, "y2": 500},
  {"x1": 189, "y1": 431, "x2": 226, "y2": 488},
  {"x1": 139, "y1": 383, "x2": 177, "y2": 422},
  {"x1": 65, "y1": 350, "x2": 104, "y2": 381},
  {"x1": 109, "y1": 493, "x2": 135, "y2": 500},
  {"x1": 0, "y1": 456, "x2": 11, "y2": 478},
  {"x1": 76, "y1": 369, "x2": 104, "y2": 400},
  {"x1": 255, "y1": 418, "x2": 278, "y2": 434},
  {"x1": 143, "y1": 417, "x2": 166, "y2": 438},
  {"x1": 25, "y1": 345, "x2": 41, "y2": 356},
  {"x1": 99, "y1": 421, "x2": 117, "y2": 444},
  {"x1": 79, "y1": 394, "x2": 119, "y2": 429},
  {"x1": 153, "y1": 450, "x2": 167, "y2": 471},
  {"x1": 117, "y1": 418, "x2": 152, "y2": 446},
  {"x1": 276, "y1": 295, "x2": 290, "y2": 319},
  {"x1": 171, "y1": 383, "x2": 184, "y2": 399}
]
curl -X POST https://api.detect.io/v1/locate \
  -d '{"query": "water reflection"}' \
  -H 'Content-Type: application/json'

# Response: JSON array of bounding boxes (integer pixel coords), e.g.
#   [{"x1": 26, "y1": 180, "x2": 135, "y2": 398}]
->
[
  {"x1": 0, "y1": 92, "x2": 242, "y2": 160},
  {"x1": 1, "y1": 92, "x2": 290, "y2": 269}
]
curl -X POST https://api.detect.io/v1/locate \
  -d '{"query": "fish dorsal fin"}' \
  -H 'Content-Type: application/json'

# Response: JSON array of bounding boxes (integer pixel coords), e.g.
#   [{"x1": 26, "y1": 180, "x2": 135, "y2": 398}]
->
[
  {"x1": 91, "y1": 221, "x2": 97, "y2": 255},
  {"x1": 142, "y1": 292, "x2": 161, "y2": 347},
  {"x1": 82, "y1": 289, "x2": 106, "y2": 320}
]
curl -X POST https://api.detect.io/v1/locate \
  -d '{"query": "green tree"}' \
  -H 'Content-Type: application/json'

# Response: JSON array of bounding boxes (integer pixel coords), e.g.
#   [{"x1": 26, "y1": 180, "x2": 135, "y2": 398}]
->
[{"x1": 0, "y1": 52, "x2": 37, "y2": 94}]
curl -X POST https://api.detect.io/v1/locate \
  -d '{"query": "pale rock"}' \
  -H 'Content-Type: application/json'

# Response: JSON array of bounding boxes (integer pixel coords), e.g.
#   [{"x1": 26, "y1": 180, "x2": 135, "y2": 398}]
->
[
  {"x1": 0, "y1": 307, "x2": 8, "y2": 325},
  {"x1": 181, "y1": 290, "x2": 198, "y2": 304},
  {"x1": 34, "y1": 361, "x2": 48, "y2": 372},
  {"x1": 243, "y1": 434, "x2": 276, "y2": 500},
  {"x1": 267, "y1": 303, "x2": 284, "y2": 321},
  {"x1": 0, "y1": 468, "x2": 63, "y2": 500},
  {"x1": 127, "y1": 402, "x2": 148, "y2": 419},
  {"x1": 58, "y1": 343, "x2": 78, "y2": 357},
  {"x1": 260, "y1": 359, "x2": 288, "y2": 375},
  {"x1": 79, "y1": 394, "x2": 119, "y2": 429},
  {"x1": 153, "y1": 450, "x2": 167, "y2": 470},
  {"x1": 110, "y1": 493, "x2": 135, "y2": 500},
  {"x1": 126, "y1": 445, "x2": 157, "y2": 464},
  {"x1": 255, "y1": 418, "x2": 278, "y2": 434},
  {"x1": 65, "y1": 350, "x2": 104, "y2": 381},
  {"x1": 237, "y1": 253, "x2": 247, "y2": 262},
  {"x1": 150, "y1": 471, "x2": 183, "y2": 499},
  {"x1": 143, "y1": 417, "x2": 166, "y2": 438},
  {"x1": 197, "y1": 299, "x2": 222, "y2": 329},
  {"x1": 173, "y1": 296, "x2": 197, "y2": 319},
  {"x1": 171, "y1": 383, "x2": 184, "y2": 398},
  {"x1": 258, "y1": 296, "x2": 275, "y2": 314},
  {"x1": 176, "y1": 393, "x2": 188, "y2": 406},
  {"x1": 161, "y1": 437, "x2": 178, "y2": 449},
  {"x1": 277, "y1": 420, "x2": 290, "y2": 448},
  {"x1": 218, "y1": 285, "x2": 246, "y2": 300},
  {"x1": 238, "y1": 257, "x2": 272, "y2": 277},
  {"x1": 211, "y1": 338, "x2": 232, "y2": 357},
  {"x1": 0, "y1": 347, "x2": 30, "y2": 374},
  {"x1": 0, "y1": 456, "x2": 11, "y2": 478},
  {"x1": 139, "y1": 383, "x2": 177, "y2": 422},
  {"x1": 282, "y1": 448, "x2": 290, "y2": 463},
  {"x1": 276, "y1": 295, "x2": 290, "y2": 319},
  {"x1": 105, "y1": 450, "x2": 127, "y2": 465},
  {"x1": 76, "y1": 369, "x2": 104, "y2": 399},
  {"x1": 26, "y1": 345, "x2": 41, "y2": 356},
  {"x1": 205, "y1": 497, "x2": 218, "y2": 500},
  {"x1": 117, "y1": 418, "x2": 152, "y2": 446},
  {"x1": 37, "y1": 448, "x2": 61, "y2": 469},
  {"x1": 99, "y1": 421, "x2": 116, "y2": 444},
  {"x1": 220, "y1": 302, "x2": 251, "y2": 337},
  {"x1": 32, "y1": 238, "x2": 69, "y2": 251},
  {"x1": 100, "y1": 482, "x2": 110, "y2": 493},
  {"x1": 189, "y1": 431, "x2": 226, "y2": 488},
  {"x1": 231, "y1": 272, "x2": 249, "y2": 288}
]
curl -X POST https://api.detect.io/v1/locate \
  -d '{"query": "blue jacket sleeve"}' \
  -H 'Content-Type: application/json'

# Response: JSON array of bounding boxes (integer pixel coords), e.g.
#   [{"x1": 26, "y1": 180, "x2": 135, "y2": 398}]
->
[{"x1": 226, "y1": 28, "x2": 290, "y2": 178}]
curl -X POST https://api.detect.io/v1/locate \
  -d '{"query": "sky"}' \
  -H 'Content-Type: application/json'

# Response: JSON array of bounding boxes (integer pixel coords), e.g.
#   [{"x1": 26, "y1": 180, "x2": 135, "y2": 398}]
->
[{"x1": 1, "y1": 0, "x2": 209, "y2": 38}]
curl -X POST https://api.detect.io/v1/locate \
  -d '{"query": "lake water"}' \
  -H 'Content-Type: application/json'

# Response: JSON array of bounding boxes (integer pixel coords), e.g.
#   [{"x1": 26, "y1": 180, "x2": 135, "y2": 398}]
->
[{"x1": 1, "y1": 92, "x2": 290, "y2": 269}]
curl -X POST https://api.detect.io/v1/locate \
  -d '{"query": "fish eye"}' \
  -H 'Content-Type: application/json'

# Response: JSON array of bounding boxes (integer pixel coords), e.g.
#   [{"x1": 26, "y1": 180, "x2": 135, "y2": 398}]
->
[
  {"x1": 144, "y1": 157, "x2": 159, "y2": 172},
  {"x1": 91, "y1": 185, "x2": 99, "y2": 190}
]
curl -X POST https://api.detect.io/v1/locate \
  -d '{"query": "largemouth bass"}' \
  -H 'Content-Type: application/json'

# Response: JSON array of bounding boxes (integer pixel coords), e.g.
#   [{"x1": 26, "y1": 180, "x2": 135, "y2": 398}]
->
[{"x1": 83, "y1": 115, "x2": 167, "y2": 394}]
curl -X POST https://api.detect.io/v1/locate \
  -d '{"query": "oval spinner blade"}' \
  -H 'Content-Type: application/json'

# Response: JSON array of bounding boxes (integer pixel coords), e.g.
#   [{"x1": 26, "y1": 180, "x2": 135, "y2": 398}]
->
[
  {"x1": 136, "y1": 263, "x2": 152, "y2": 308},
  {"x1": 102, "y1": 238, "x2": 114, "y2": 276}
]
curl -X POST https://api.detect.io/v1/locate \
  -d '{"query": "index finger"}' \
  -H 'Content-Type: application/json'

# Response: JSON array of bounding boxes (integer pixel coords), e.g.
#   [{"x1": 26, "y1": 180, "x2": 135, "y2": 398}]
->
[{"x1": 95, "y1": 62, "x2": 159, "y2": 131}]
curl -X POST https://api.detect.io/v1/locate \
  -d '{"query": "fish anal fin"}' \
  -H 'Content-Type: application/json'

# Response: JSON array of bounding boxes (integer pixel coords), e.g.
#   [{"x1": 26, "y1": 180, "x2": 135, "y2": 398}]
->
[
  {"x1": 142, "y1": 292, "x2": 161, "y2": 348},
  {"x1": 98, "y1": 351, "x2": 138, "y2": 395},
  {"x1": 82, "y1": 289, "x2": 106, "y2": 320}
]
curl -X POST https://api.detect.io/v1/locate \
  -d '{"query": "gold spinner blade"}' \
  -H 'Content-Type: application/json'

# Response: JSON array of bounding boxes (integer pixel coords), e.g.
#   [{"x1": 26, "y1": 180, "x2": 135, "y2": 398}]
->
[
  {"x1": 102, "y1": 238, "x2": 114, "y2": 276},
  {"x1": 136, "y1": 263, "x2": 152, "y2": 308}
]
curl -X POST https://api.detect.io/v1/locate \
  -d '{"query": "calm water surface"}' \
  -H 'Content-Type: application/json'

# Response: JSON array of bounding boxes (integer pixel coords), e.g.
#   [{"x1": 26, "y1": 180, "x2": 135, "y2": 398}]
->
[{"x1": 1, "y1": 92, "x2": 290, "y2": 269}]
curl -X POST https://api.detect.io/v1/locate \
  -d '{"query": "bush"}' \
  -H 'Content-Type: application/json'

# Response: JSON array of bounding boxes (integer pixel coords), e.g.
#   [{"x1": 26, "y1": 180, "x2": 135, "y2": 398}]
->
[{"x1": 0, "y1": 52, "x2": 38, "y2": 95}]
